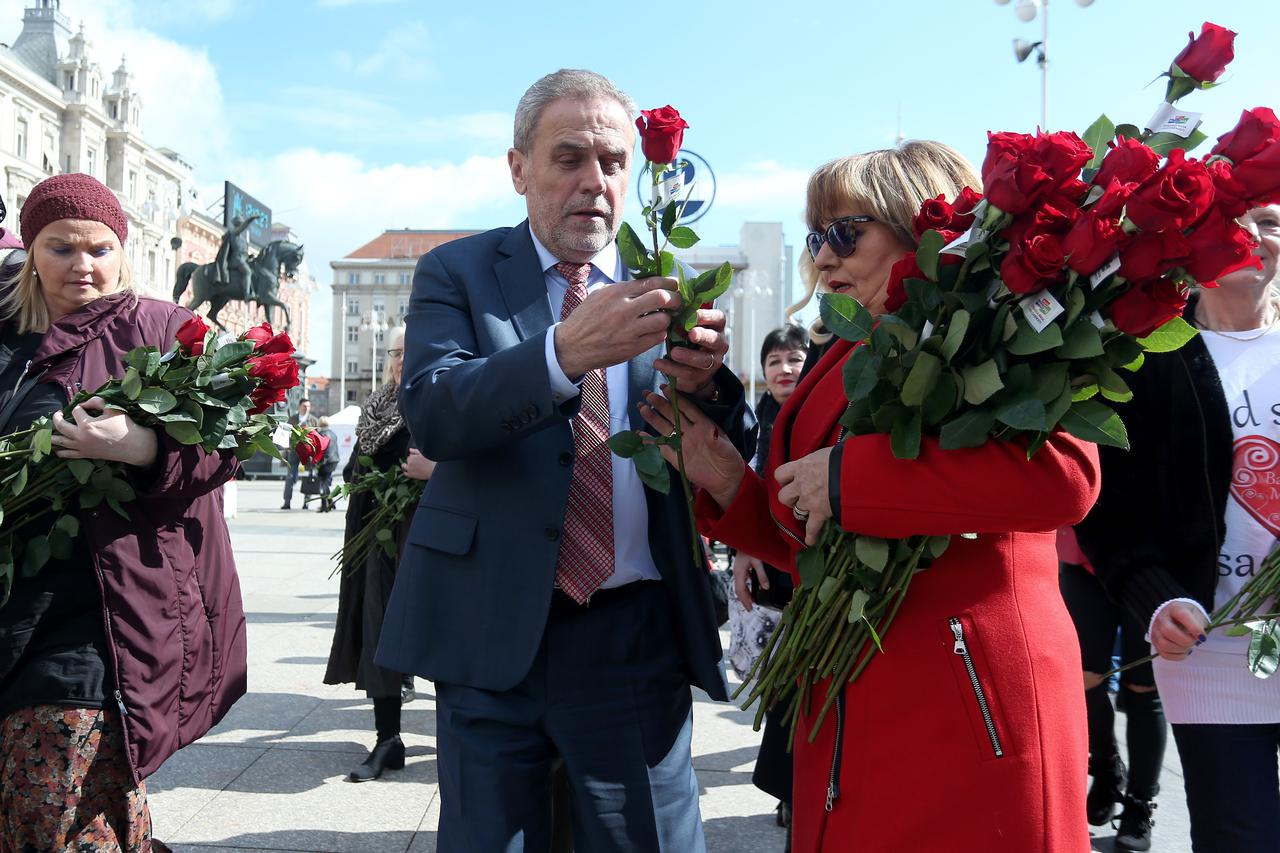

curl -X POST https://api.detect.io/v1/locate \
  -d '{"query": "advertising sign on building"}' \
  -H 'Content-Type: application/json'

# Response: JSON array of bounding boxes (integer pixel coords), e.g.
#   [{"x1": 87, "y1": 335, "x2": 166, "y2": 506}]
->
[{"x1": 224, "y1": 181, "x2": 272, "y2": 248}]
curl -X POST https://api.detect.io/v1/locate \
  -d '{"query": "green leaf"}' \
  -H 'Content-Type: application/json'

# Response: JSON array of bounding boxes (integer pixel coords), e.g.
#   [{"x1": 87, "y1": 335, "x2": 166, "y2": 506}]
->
[
  {"x1": 666, "y1": 226, "x2": 699, "y2": 249},
  {"x1": 660, "y1": 201, "x2": 678, "y2": 238},
  {"x1": 927, "y1": 535, "x2": 951, "y2": 559},
  {"x1": 122, "y1": 367, "x2": 142, "y2": 401},
  {"x1": 1096, "y1": 363, "x2": 1133, "y2": 403},
  {"x1": 994, "y1": 393, "x2": 1047, "y2": 431},
  {"x1": 607, "y1": 430, "x2": 644, "y2": 458},
  {"x1": 136, "y1": 387, "x2": 178, "y2": 415},
  {"x1": 21, "y1": 535, "x2": 50, "y2": 577},
  {"x1": 1247, "y1": 621, "x2": 1279, "y2": 679},
  {"x1": 842, "y1": 346, "x2": 881, "y2": 401},
  {"x1": 890, "y1": 408, "x2": 923, "y2": 460},
  {"x1": 658, "y1": 252, "x2": 675, "y2": 277},
  {"x1": 901, "y1": 352, "x2": 941, "y2": 408},
  {"x1": 1082, "y1": 114, "x2": 1116, "y2": 170},
  {"x1": 54, "y1": 514, "x2": 79, "y2": 538},
  {"x1": 1006, "y1": 318, "x2": 1064, "y2": 355},
  {"x1": 961, "y1": 360, "x2": 1004, "y2": 405},
  {"x1": 939, "y1": 407, "x2": 996, "y2": 450},
  {"x1": 376, "y1": 527, "x2": 393, "y2": 542},
  {"x1": 9, "y1": 465, "x2": 27, "y2": 497},
  {"x1": 1138, "y1": 315, "x2": 1198, "y2": 353},
  {"x1": 1055, "y1": 320, "x2": 1105, "y2": 359},
  {"x1": 32, "y1": 426, "x2": 53, "y2": 459},
  {"x1": 695, "y1": 262, "x2": 734, "y2": 303},
  {"x1": 796, "y1": 546, "x2": 825, "y2": 589},
  {"x1": 617, "y1": 222, "x2": 651, "y2": 275},
  {"x1": 941, "y1": 310, "x2": 970, "y2": 363},
  {"x1": 632, "y1": 443, "x2": 666, "y2": 478},
  {"x1": 1059, "y1": 399, "x2": 1130, "y2": 450},
  {"x1": 210, "y1": 340, "x2": 256, "y2": 371},
  {"x1": 1115, "y1": 123, "x2": 1142, "y2": 140},
  {"x1": 855, "y1": 536, "x2": 890, "y2": 572},
  {"x1": 915, "y1": 230, "x2": 945, "y2": 282},
  {"x1": 847, "y1": 589, "x2": 871, "y2": 624},
  {"x1": 1224, "y1": 624, "x2": 1253, "y2": 637},
  {"x1": 819, "y1": 293, "x2": 874, "y2": 343},
  {"x1": 817, "y1": 575, "x2": 840, "y2": 604},
  {"x1": 164, "y1": 420, "x2": 204, "y2": 445}
]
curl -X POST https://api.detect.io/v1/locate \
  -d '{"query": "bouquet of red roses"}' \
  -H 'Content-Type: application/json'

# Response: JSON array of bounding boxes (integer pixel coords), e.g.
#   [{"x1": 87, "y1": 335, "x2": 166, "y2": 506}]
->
[
  {"x1": 742, "y1": 21, "x2": 1280, "y2": 738},
  {"x1": 0, "y1": 317, "x2": 326, "y2": 605}
]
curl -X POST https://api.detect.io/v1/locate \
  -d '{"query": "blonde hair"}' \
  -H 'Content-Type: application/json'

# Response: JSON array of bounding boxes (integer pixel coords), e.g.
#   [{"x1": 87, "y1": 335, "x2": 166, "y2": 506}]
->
[
  {"x1": 792, "y1": 140, "x2": 981, "y2": 340},
  {"x1": 0, "y1": 250, "x2": 134, "y2": 333}
]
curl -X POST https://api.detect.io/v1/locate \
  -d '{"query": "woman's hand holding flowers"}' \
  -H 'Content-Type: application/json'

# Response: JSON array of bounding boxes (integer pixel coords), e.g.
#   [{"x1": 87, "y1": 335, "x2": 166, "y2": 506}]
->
[{"x1": 50, "y1": 396, "x2": 157, "y2": 468}]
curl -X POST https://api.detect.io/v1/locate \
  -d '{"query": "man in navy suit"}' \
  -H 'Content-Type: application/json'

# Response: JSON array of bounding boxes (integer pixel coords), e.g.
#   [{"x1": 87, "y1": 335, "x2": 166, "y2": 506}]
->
[{"x1": 376, "y1": 69, "x2": 752, "y2": 850}]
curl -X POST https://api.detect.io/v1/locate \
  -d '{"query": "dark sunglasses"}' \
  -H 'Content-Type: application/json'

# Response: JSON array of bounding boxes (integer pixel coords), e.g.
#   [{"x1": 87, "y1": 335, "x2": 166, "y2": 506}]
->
[{"x1": 806, "y1": 215, "x2": 876, "y2": 260}]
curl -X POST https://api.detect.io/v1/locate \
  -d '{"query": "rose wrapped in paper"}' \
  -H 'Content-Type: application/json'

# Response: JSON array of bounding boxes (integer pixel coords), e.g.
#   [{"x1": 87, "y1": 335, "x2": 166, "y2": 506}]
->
[
  {"x1": 740, "y1": 21, "x2": 1280, "y2": 738},
  {"x1": 0, "y1": 319, "x2": 319, "y2": 604}
]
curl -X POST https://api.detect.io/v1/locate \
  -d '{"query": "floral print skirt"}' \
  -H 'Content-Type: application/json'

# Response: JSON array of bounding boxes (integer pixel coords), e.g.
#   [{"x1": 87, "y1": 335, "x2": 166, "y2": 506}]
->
[{"x1": 0, "y1": 705, "x2": 160, "y2": 852}]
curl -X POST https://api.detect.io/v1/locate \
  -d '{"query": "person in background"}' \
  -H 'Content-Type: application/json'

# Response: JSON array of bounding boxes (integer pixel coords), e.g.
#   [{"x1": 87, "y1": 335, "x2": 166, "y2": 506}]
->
[
  {"x1": 281, "y1": 397, "x2": 317, "y2": 509},
  {"x1": 731, "y1": 323, "x2": 807, "y2": 844},
  {"x1": 1058, "y1": 526, "x2": 1166, "y2": 852},
  {"x1": 315, "y1": 415, "x2": 340, "y2": 513},
  {"x1": 0, "y1": 173, "x2": 246, "y2": 851},
  {"x1": 324, "y1": 327, "x2": 433, "y2": 782},
  {"x1": 640, "y1": 142, "x2": 1100, "y2": 852},
  {"x1": 1076, "y1": 203, "x2": 1280, "y2": 853}
]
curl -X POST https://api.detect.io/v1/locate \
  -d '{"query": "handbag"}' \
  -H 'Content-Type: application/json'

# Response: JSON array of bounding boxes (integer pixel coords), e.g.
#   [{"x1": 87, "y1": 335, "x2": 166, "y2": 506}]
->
[{"x1": 300, "y1": 471, "x2": 322, "y2": 496}]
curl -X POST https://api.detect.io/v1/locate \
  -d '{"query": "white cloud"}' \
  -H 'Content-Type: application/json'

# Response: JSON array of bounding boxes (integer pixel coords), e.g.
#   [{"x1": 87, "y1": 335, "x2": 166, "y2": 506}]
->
[
  {"x1": 333, "y1": 20, "x2": 433, "y2": 81},
  {"x1": 714, "y1": 160, "x2": 810, "y2": 212}
]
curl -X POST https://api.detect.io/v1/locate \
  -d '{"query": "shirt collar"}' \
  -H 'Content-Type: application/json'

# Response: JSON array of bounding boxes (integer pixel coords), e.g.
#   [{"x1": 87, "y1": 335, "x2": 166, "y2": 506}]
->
[{"x1": 529, "y1": 228, "x2": 620, "y2": 283}]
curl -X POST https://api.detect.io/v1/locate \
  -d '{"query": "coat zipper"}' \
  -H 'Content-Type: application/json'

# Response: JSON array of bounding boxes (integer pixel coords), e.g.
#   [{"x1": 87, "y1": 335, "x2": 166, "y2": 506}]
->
[
  {"x1": 114, "y1": 689, "x2": 128, "y2": 717},
  {"x1": 825, "y1": 687, "x2": 845, "y2": 812},
  {"x1": 949, "y1": 617, "x2": 1004, "y2": 758},
  {"x1": 11, "y1": 359, "x2": 30, "y2": 396}
]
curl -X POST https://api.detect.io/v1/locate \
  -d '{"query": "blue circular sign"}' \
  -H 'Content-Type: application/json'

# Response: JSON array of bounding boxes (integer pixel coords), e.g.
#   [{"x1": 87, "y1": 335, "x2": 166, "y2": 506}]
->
[{"x1": 635, "y1": 149, "x2": 717, "y2": 226}]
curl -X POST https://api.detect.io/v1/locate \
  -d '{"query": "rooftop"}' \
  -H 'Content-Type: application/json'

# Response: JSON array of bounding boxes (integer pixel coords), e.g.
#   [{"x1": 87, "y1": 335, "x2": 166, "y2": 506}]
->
[{"x1": 342, "y1": 228, "x2": 482, "y2": 261}]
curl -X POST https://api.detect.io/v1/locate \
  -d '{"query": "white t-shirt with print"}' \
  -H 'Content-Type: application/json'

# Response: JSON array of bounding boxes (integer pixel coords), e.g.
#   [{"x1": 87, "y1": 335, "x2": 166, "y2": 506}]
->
[{"x1": 1154, "y1": 324, "x2": 1280, "y2": 724}]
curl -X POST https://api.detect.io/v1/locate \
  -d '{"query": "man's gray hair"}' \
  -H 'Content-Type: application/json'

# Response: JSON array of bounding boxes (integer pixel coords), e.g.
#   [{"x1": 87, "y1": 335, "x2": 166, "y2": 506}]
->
[{"x1": 513, "y1": 69, "x2": 637, "y2": 153}]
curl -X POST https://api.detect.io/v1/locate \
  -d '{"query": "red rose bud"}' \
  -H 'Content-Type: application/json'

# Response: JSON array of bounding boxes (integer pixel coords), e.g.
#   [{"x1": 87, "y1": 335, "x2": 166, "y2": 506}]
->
[
  {"x1": 951, "y1": 187, "x2": 983, "y2": 229},
  {"x1": 1000, "y1": 232, "x2": 1067, "y2": 295},
  {"x1": 1109, "y1": 278, "x2": 1189, "y2": 338},
  {"x1": 1031, "y1": 131, "x2": 1093, "y2": 186},
  {"x1": 175, "y1": 316, "x2": 210, "y2": 356},
  {"x1": 1063, "y1": 212, "x2": 1127, "y2": 276},
  {"x1": 884, "y1": 253, "x2": 924, "y2": 313},
  {"x1": 241, "y1": 321, "x2": 294, "y2": 356},
  {"x1": 1093, "y1": 178, "x2": 1139, "y2": 218},
  {"x1": 1171, "y1": 22, "x2": 1236, "y2": 84},
  {"x1": 247, "y1": 351, "x2": 299, "y2": 391},
  {"x1": 1182, "y1": 207, "x2": 1263, "y2": 283},
  {"x1": 983, "y1": 154, "x2": 1053, "y2": 215},
  {"x1": 1125, "y1": 150, "x2": 1214, "y2": 232},
  {"x1": 1210, "y1": 107, "x2": 1280, "y2": 165},
  {"x1": 1229, "y1": 143, "x2": 1280, "y2": 207},
  {"x1": 1118, "y1": 229, "x2": 1192, "y2": 282},
  {"x1": 248, "y1": 385, "x2": 286, "y2": 416},
  {"x1": 635, "y1": 106, "x2": 688, "y2": 165},
  {"x1": 1093, "y1": 137, "x2": 1160, "y2": 189},
  {"x1": 295, "y1": 430, "x2": 329, "y2": 466},
  {"x1": 912, "y1": 195, "x2": 955, "y2": 240},
  {"x1": 241, "y1": 322, "x2": 273, "y2": 348}
]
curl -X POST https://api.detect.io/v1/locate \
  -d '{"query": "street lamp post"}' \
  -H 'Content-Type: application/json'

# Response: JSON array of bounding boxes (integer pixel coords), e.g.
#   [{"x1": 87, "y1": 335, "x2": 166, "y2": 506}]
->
[
  {"x1": 735, "y1": 271, "x2": 773, "y2": 403},
  {"x1": 998, "y1": 0, "x2": 1096, "y2": 130},
  {"x1": 362, "y1": 309, "x2": 388, "y2": 395},
  {"x1": 338, "y1": 304, "x2": 349, "y2": 408}
]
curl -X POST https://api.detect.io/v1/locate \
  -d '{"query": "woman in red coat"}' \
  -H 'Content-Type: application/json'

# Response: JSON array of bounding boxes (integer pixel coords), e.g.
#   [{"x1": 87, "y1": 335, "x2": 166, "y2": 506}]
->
[{"x1": 640, "y1": 141, "x2": 1101, "y2": 851}]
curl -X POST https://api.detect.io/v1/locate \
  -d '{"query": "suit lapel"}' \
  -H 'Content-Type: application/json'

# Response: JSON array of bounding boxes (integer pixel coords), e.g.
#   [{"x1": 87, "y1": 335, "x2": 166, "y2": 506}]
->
[{"x1": 494, "y1": 221, "x2": 553, "y2": 340}]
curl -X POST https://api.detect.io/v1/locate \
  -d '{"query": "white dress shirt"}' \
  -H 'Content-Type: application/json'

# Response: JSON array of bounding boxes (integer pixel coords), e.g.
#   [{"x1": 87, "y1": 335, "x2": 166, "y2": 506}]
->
[{"x1": 533, "y1": 232, "x2": 661, "y2": 588}]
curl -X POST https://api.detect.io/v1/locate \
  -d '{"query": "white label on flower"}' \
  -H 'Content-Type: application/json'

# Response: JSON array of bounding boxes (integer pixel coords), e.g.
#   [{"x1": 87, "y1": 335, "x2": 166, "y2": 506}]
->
[
  {"x1": 209, "y1": 372, "x2": 234, "y2": 390},
  {"x1": 271, "y1": 422, "x2": 292, "y2": 448},
  {"x1": 971, "y1": 225, "x2": 990, "y2": 244},
  {"x1": 1144, "y1": 101, "x2": 1203, "y2": 138},
  {"x1": 920, "y1": 320, "x2": 935, "y2": 340},
  {"x1": 1020, "y1": 290, "x2": 1065, "y2": 333},
  {"x1": 1090, "y1": 311, "x2": 1106, "y2": 329},
  {"x1": 215, "y1": 331, "x2": 237, "y2": 348},
  {"x1": 941, "y1": 227, "x2": 972, "y2": 257},
  {"x1": 653, "y1": 170, "x2": 687, "y2": 210},
  {"x1": 1089, "y1": 253, "x2": 1122, "y2": 289}
]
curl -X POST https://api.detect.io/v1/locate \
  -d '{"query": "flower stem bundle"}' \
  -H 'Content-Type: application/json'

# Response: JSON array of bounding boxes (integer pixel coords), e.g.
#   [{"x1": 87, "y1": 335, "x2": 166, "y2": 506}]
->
[{"x1": 328, "y1": 459, "x2": 424, "y2": 575}]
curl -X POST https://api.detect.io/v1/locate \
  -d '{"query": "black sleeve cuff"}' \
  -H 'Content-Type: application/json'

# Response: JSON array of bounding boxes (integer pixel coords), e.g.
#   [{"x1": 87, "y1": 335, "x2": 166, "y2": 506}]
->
[{"x1": 828, "y1": 441, "x2": 844, "y2": 526}]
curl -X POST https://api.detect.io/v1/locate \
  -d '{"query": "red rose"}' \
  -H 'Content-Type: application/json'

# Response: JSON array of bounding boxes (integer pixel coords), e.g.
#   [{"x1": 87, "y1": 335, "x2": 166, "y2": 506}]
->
[
  {"x1": 982, "y1": 133, "x2": 1051, "y2": 215},
  {"x1": 1093, "y1": 136, "x2": 1160, "y2": 188},
  {"x1": 1109, "y1": 278, "x2": 1189, "y2": 338},
  {"x1": 241, "y1": 321, "x2": 294, "y2": 356},
  {"x1": 1125, "y1": 150, "x2": 1214, "y2": 232},
  {"x1": 295, "y1": 429, "x2": 329, "y2": 466},
  {"x1": 1118, "y1": 229, "x2": 1192, "y2": 282},
  {"x1": 1211, "y1": 107, "x2": 1280, "y2": 165},
  {"x1": 912, "y1": 195, "x2": 955, "y2": 240},
  {"x1": 1230, "y1": 144, "x2": 1280, "y2": 207},
  {"x1": 1183, "y1": 207, "x2": 1263, "y2": 283},
  {"x1": 1003, "y1": 200, "x2": 1077, "y2": 247},
  {"x1": 1031, "y1": 131, "x2": 1093, "y2": 185},
  {"x1": 951, "y1": 186, "x2": 983, "y2": 230},
  {"x1": 1092, "y1": 178, "x2": 1139, "y2": 218},
  {"x1": 247, "y1": 351, "x2": 299, "y2": 391},
  {"x1": 884, "y1": 253, "x2": 923, "y2": 313},
  {"x1": 1205, "y1": 160, "x2": 1249, "y2": 219},
  {"x1": 248, "y1": 386, "x2": 286, "y2": 416},
  {"x1": 1171, "y1": 22, "x2": 1236, "y2": 84},
  {"x1": 1045, "y1": 177, "x2": 1092, "y2": 211},
  {"x1": 635, "y1": 106, "x2": 688, "y2": 165},
  {"x1": 1001, "y1": 232, "x2": 1067, "y2": 294},
  {"x1": 242, "y1": 322, "x2": 273, "y2": 348},
  {"x1": 1063, "y1": 211, "x2": 1127, "y2": 276},
  {"x1": 175, "y1": 316, "x2": 210, "y2": 356}
]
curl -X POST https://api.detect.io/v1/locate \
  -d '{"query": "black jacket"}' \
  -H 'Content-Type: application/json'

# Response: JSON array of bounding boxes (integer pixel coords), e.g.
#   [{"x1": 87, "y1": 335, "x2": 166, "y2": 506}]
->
[{"x1": 1074, "y1": 297, "x2": 1233, "y2": 626}]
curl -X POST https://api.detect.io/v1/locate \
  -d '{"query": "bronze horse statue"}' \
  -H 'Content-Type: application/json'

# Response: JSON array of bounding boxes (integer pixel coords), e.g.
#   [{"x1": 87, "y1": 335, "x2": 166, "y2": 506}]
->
[{"x1": 173, "y1": 239, "x2": 304, "y2": 332}]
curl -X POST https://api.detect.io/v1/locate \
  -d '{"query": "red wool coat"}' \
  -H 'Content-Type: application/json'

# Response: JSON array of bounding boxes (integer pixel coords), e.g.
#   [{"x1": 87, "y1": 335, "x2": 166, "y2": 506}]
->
[{"x1": 699, "y1": 338, "x2": 1100, "y2": 852}]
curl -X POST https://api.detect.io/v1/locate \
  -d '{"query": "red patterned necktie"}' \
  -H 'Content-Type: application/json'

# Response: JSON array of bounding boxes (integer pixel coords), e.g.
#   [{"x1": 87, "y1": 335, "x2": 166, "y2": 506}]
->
[{"x1": 554, "y1": 262, "x2": 615, "y2": 603}]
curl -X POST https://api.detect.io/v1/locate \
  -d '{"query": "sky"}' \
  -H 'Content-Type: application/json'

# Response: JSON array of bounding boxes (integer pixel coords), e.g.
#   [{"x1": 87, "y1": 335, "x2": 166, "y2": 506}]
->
[{"x1": 2, "y1": 0, "x2": 1277, "y2": 374}]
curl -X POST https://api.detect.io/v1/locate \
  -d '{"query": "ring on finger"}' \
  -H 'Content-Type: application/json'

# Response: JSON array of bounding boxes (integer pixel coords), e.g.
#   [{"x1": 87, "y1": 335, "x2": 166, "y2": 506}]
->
[{"x1": 792, "y1": 506, "x2": 810, "y2": 521}]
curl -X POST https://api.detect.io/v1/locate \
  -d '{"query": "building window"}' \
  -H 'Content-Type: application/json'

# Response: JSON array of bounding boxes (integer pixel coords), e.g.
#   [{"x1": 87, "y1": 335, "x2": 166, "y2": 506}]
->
[
  {"x1": 15, "y1": 119, "x2": 27, "y2": 160},
  {"x1": 346, "y1": 390, "x2": 357, "y2": 403},
  {"x1": 346, "y1": 359, "x2": 358, "y2": 375},
  {"x1": 347, "y1": 272, "x2": 359, "y2": 285},
  {"x1": 372, "y1": 296, "x2": 386, "y2": 313},
  {"x1": 398, "y1": 299, "x2": 409, "y2": 317},
  {"x1": 127, "y1": 171, "x2": 137, "y2": 201},
  {"x1": 376, "y1": 331, "x2": 385, "y2": 344},
  {"x1": 398, "y1": 273, "x2": 411, "y2": 285},
  {"x1": 375, "y1": 356, "x2": 385, "y2": 374},
  {"x1": 147, "y1": 250, "x2": 156, "y2": 283},
  {"x1": 345, "y1": 297, "x2": 360, "y2": 315},
  {"x1": 373, "y1": 273, "x2": 386, "y2": 285},
  {"x1": 346, "y1": 326, "x2": 358, "y2": 343},
  {"x1": 86, "y1": 148, "x2": 96, "y2": 176}
]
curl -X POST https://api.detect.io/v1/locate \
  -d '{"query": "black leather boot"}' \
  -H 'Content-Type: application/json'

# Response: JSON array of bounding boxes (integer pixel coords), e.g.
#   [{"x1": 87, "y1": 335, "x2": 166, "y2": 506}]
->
[
  {"x1": 1114, "y1": 794, "x2": 1156, "y2": 851},
  {"x1": 1086, "y1": 753, "x2": 1127, "y2": 826},
  {"x1": 347, "y1": 735, "x2": 405, "y2": 782}
]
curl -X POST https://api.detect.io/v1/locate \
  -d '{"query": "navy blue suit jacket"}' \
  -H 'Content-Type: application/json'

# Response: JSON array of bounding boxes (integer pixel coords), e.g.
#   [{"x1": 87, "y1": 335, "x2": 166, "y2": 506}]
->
[{"x1": 376, "y1": 222, "x2": 752, "y2": 701}]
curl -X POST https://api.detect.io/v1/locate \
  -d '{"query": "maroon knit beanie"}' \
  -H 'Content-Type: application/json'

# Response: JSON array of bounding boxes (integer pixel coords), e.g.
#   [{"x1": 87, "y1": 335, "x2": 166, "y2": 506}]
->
[{"x1": 20, "y1": 173, "x2": 128, "y2": 249}]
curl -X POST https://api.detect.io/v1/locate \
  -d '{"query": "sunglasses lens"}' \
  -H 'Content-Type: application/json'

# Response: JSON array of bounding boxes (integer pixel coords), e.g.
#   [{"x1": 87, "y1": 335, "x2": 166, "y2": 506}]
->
[
  {"x1": 805, "y1": 232, "x2": 823, "y2": 259},
  {"x1": 827, "y1": 220, "x2": 857, "y2": 257}
]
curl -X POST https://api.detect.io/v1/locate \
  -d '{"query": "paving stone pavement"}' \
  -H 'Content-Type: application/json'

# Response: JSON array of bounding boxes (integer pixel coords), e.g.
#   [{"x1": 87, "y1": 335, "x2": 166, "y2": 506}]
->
[{"x1": 149, "y1": 481, "x2": 1193, "y2": 852}]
